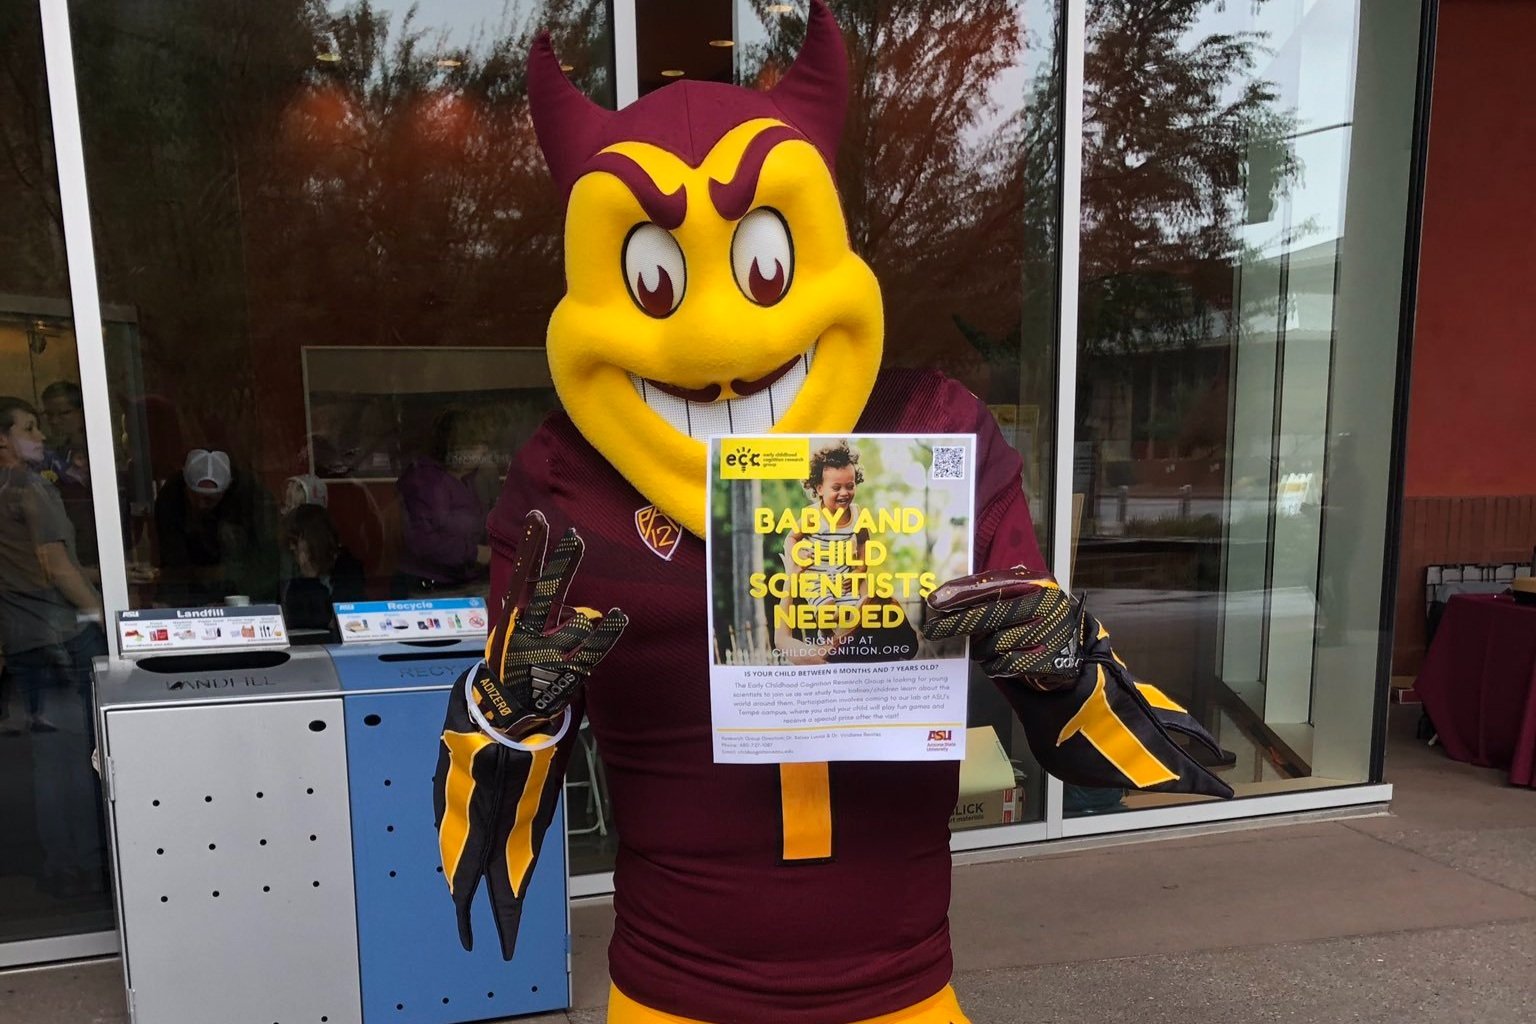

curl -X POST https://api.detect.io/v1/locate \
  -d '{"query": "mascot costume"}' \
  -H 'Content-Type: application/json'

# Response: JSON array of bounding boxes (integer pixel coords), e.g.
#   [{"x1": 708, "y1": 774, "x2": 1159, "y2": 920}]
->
[{"x1": 434, "y1": 4, "x2": 1233, "y2": 1021}]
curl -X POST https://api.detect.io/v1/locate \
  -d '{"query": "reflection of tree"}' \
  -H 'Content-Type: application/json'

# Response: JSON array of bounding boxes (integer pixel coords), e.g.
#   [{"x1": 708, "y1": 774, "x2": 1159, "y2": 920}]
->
[
  {"x1": 1077, "y1": 0, "x2": 1297, "y2": 364},
  {"x1": 746, "y1": 0, "x2": 1295, "y2": 411},
  {"x1": 740, "y1": 1, "x2": 1027, "y2": 395},
  {"x1": 67, "y1": 0, "x2": 610, "y2": 477},
  {"x1": 0, "y1": 3, "x2": 68, "y2": 297}
]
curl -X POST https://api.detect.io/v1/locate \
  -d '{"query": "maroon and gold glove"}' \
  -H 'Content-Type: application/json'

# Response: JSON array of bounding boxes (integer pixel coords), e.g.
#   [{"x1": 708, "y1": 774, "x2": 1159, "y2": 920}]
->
[
  {"x1": 472, "y1": 510, "x2": 628, "y2": 740},
  {"x1": 923, "y1": 567, "x2": 1085, "y2": 688},
  {"x1": 923, "y1": 567, "x2": 1233, "y2": 800},
  {"x1": 433, "y1": 510, "x2": 626, "y2": 959}
]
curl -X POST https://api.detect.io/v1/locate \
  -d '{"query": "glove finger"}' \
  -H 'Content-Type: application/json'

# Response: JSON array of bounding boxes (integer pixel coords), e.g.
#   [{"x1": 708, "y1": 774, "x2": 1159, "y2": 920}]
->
[
  {"x1": 925, "y1": 565, "x2": 1064, "y2": 613},
  {"x1": 452, "y1": 869, "x2": 481, "y2": 953},
  {"x1": 483, "y1": 870, "x2": 526, "y2": 962},
  {"x1": 569, "y1": 609, "x2": 629, "y2": 670},
  {"x1": 1136, "y1": 682, "x2": 1230, "y2": 762},
  {"x1": 923, "y1": 586, "x2": 1068, "y2": 642},
  {"x1": 544, "y1": 610, "x2": 597, "y2": 653},
  {"x1": 505, "y1": 511, "x2": 553, "y2": 617},
  {"x1": 486, "y1": 511, "x2": 551, "y2": 665},
  {"x1": 1114, "y1": 674, "x2": 1233, "y2": 798},
  {"x1": 525, "y1": 528, "x2": 585, "y2": 632},
  {"x1": 435, "y1": 722, "x2": 496, "y2": 950},
  {"x1": 982, "y1": 647, "x2": 1067, "y2": 684}
]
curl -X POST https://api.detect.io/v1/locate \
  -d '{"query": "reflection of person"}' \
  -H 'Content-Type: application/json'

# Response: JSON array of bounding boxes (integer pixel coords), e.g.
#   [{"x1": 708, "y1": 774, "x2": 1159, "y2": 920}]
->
[
  {"x1": 39, "y1": 381, "x2": 98, "y2": 568},
  {"x1": 773, "y1": 441, "x2": 916, "y2": 664},
  {"x1": 0, "y1": 398, "x2": 104, "y2": 640},
  {"x1": 40, "y1": 381, "x2": 88, "y2": 482},
  {"x1": 280, "y1": 473, "x2": 328, "y2": 515},
  {"x1": 0, "y1": 397, "x2": 109, "y2": 895},
  {"x1": 280, "y1": 503, "x2": 364, "y2": 632},
  {"x1": 393, "y1": 409, "x2": 495, "y2": 596},
  {"x1": 153, "y1": 448, "x2": 279, "y2": 606}
]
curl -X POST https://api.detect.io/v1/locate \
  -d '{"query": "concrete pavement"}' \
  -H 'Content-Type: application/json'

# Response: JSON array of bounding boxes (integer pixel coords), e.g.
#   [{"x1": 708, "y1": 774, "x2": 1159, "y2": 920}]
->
[{"x1": 6, "y1": 705, "x2": 1533, "y2": 1023}]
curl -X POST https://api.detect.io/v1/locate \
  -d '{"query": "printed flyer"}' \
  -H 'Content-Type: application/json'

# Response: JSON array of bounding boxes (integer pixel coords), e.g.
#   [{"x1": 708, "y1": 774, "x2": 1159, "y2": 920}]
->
[{"x1": 705, "y1": 434, "x2": 976, "y2": 764}]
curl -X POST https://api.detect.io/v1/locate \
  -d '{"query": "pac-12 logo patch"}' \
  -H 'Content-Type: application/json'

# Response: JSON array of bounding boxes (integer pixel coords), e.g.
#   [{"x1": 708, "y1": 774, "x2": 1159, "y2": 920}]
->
[{"x1": 635, "y1": 504, "x2": 682, "y2": 561}]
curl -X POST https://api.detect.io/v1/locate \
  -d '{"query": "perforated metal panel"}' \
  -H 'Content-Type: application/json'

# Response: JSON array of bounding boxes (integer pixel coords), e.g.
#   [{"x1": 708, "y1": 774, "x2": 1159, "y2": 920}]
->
[
  {"x1": 105, "y1": 698, "x2": 361, "y2": 1024},
  {"x1": 344, "y1": 688, "x2": 568, "y2": 1023}
]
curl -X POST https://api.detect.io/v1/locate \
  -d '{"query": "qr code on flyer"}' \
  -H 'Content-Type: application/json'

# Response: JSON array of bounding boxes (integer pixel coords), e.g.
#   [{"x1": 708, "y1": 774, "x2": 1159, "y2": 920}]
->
[{"x1": 931, "y1": 446, "x2": 966, "y2": 481}]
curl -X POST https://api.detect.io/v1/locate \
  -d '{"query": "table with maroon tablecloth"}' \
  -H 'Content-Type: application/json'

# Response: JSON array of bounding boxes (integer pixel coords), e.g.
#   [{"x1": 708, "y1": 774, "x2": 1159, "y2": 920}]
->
[{"x1": 1415, "y1": 593, "x2": 1536, "y2": 787}]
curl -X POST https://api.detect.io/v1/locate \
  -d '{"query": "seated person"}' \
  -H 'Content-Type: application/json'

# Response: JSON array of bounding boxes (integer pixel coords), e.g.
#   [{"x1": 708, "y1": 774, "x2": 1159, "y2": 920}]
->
[
  {"x1": 153, "y1": 449, "x2": 279, "y2": 607},
  {"x1": 280, "y1": 503, "x2": 364, "y2": 633}
]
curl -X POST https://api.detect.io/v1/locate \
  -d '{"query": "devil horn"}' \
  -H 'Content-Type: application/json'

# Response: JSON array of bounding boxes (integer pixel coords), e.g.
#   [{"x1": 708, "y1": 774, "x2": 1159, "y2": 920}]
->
[
  {"x1": 527, "y1": 32, "x2": 614, "y2": 195},
  {"x1": 768, "y1": 0, "x2": 849, "y2": 167}
]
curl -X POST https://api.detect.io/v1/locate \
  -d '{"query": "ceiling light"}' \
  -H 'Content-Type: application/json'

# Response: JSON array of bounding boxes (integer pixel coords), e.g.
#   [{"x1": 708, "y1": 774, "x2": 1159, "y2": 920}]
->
[
  {"x1": 559, "y1": 63, "x2": 575, "y2": 72},
  {"x1": 766, "y1": 4, "x2": 796, "y2": 13},
  {"x1": 708, "y1": 39, "x2": 736, "y2": 48},
  {"x1": 435, "y1": 58, "x2": 462, "y2": 68},
  {"x1": 316, "y1": 52, "x2": 342, "y2": 63},
  {"x1": 660, "y1": 69, "x2": 686, "y2": 78}
]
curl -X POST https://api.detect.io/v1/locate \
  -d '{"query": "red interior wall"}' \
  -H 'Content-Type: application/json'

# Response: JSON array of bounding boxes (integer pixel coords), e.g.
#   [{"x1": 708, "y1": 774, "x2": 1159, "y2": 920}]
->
[
  {"x1": 1405, "y1": 0, "x2": 1536, "y2": 498},
  {"x1": 1394, "y1": 0, "x2": 1536, "y2": 673}
]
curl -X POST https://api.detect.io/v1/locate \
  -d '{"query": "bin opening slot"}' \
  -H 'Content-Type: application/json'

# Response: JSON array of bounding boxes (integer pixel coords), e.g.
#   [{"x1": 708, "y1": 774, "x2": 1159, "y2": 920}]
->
[
  {"x1": 135, "y1": 651, "x2": 292, "y2": 673},
  {"x1": 377, "y1": 650, "x2": 478, "y2": 663}
]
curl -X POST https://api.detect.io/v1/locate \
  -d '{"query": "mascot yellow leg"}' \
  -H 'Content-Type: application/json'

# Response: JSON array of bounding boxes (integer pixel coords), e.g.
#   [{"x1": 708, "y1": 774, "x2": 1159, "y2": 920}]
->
[{"x1": 607, "y1": 984, "x2": 971, "y2": 1024}]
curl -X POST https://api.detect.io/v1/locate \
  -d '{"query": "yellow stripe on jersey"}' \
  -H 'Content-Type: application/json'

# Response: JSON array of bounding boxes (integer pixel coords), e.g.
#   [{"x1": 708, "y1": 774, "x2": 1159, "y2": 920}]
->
[
  {"x1": 606, "y1": 982, "x2": 971, "y2": 1023},
  {"x1": 779, "y1": 761, "x2": 833, "y2": 861}
]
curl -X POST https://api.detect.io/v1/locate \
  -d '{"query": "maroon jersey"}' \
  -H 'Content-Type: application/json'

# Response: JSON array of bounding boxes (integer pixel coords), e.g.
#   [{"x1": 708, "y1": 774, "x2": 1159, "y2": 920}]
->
[{"x1": 486, "y1": 369, "x2": 1044, "y2": 1024}]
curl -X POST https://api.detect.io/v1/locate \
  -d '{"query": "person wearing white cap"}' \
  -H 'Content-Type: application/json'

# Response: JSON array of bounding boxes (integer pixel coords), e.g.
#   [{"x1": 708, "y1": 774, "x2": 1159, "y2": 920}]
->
[
  {"x1": 183, "y1": 449, "x2": 232, "y2": 501},
  {"x1": 152, "y1": 448, "x2": 280, "y2": 606}
]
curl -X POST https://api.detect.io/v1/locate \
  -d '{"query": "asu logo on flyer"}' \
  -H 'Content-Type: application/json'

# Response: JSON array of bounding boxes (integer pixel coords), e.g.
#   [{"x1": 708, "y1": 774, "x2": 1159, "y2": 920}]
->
[
  {"x1": 635, "y1": 504, "x2": 683, "y2": 561},
  {"x1": 925, "y1": 728, "x2": 958, "y2": 753},
  {"x1": 718, "y1": 437, "x2": 810, "y2": 480}
]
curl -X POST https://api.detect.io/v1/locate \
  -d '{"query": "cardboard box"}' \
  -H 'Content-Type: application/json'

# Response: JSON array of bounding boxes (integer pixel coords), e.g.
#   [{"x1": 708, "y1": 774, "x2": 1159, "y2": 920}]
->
[{"x1": 949, "y1": 726, "x2": 1024, "y2": 830}]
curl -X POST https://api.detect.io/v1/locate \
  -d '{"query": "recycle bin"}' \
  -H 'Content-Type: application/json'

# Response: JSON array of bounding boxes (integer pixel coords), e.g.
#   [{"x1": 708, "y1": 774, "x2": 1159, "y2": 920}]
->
[{"x1": 331, "y1": 639, "x2": 569, "y2": 1023}]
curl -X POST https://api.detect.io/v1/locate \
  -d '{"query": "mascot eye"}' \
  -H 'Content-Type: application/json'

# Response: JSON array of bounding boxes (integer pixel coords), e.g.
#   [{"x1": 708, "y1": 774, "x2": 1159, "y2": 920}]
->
[
  {"x1": 623, "y1": 223, "x2": 686, "y2": 318},
  {"x1": 731, "y1": 208, "x2": 793, "y2": 306}
]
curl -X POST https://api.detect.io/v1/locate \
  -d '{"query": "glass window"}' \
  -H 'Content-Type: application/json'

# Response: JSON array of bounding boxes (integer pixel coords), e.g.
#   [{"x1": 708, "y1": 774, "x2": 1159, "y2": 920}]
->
[
  {"x1": 0, "y1": 1, "x2": 114, "y2": 944},
  {"x1": 68, "y1": 0, "x2": 614, "y2": 614},
  {"x1": 68, "y1": 0, "x2": 617, "y2": 864},
  {"x1": 1068, "y1": 0, "x2": 1425, "y2": 815}
]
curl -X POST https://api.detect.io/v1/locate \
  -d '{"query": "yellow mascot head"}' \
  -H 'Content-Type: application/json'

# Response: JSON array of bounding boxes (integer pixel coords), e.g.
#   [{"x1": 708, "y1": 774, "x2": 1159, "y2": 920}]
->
[{"x1": 527, "y1": 0, "x2": 882, "y2": 537}]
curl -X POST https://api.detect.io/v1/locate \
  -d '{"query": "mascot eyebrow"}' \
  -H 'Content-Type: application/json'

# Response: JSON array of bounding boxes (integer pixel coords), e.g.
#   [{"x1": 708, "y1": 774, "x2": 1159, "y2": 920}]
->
[
  {"x1": 586, "y1": 152, "x2": 688, "y2": 229},
  {"x1": 708, "y1": 124, "x2": 807, "y2": 222},
  {"x1": 586, "y1": 123, "x2": 809, "y2": 231}
]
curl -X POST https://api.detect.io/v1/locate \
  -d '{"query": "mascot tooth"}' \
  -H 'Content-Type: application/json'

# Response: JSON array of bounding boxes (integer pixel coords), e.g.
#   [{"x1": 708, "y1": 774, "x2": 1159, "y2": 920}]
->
[{"x1": 433, "y1": 4, "x2": 1233, "y2": 1022}]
